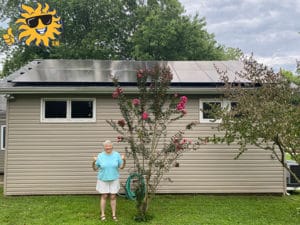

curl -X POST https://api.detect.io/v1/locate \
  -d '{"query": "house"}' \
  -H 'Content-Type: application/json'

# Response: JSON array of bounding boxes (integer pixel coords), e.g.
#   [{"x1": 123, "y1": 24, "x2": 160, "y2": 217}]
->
[
  {"x1": 0, "y1": 94, "x2": 6, "y2": 175},
  {"x1": 0, "y1": 59, "x2": 285, "y2": 195}
]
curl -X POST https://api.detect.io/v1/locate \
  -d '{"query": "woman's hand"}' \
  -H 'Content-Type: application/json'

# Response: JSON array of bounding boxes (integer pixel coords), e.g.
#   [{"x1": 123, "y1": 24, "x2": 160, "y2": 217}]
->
[
  {"x1": 121, "y1": 154, "x2": 126, "y2": 160},
  {"x1": 93, "y1": 155, "x2": 97, "y2": 161},
  {"x1": 120, "y1": 154, "x2": 126, "y2": 169}
]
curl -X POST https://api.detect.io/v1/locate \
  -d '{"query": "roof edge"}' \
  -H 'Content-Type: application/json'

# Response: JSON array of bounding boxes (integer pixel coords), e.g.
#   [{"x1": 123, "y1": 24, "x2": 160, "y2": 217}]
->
[{"x1": 0, "y1": 86, "x2": 225, "y2": 95}]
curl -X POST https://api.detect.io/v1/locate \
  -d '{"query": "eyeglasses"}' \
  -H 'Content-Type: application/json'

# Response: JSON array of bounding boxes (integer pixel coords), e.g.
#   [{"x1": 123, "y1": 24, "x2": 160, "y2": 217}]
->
[{"x1": 26, "y1": 15, "x2": 52, "y2": 28}]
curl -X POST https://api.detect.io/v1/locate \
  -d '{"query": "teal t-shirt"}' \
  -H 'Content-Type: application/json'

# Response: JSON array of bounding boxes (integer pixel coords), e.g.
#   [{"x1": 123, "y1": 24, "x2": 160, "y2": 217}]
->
[{"x1": 95, "y1": 151, "x2": 123, "y2": 181}]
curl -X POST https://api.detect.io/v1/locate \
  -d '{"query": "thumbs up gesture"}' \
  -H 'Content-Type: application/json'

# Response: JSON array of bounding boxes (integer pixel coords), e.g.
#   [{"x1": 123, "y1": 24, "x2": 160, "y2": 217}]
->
[{"x1": 121, "y1": 154, "x2": 126, "y2": 160}]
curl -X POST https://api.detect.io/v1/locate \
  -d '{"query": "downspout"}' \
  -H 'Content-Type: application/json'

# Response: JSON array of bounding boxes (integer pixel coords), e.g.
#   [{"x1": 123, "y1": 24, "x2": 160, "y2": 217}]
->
[{"x1": 283, "y1": 153, "x2": 287, "y2": 195}]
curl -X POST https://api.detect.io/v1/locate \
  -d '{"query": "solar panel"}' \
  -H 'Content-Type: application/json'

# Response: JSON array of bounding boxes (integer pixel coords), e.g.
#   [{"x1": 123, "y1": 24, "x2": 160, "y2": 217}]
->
[{"x1": 7, "y1": 60, "x2": 245, "y2": 84}]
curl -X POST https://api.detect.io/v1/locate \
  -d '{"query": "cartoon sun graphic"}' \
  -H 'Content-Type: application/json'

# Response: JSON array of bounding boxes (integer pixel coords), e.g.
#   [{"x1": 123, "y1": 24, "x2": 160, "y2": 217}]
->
[{"x1": 16, "y1": 2, "x2": 62, "y2": 47}]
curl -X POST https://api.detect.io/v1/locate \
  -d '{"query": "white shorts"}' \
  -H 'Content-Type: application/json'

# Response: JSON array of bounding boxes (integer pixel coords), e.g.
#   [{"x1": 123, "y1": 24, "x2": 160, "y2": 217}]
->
[{"x1": 96, "y1": 179, "x2": 120, "y2": 194}]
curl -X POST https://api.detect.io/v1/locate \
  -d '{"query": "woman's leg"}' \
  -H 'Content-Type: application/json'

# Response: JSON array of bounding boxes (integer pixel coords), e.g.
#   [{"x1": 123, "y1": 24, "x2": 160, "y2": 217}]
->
[
  {"x1": 100, "y1": 194, "x2": 108, "y2": 218},
  {"x1": 110, "y1": 194, "x2": 117, "y2": 217}
]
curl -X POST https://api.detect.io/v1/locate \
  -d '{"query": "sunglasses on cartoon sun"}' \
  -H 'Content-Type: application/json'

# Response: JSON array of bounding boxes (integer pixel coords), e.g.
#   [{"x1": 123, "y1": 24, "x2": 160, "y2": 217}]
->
[{"x1": 26, "y1": 15, "x2": 52, "y2": 28}]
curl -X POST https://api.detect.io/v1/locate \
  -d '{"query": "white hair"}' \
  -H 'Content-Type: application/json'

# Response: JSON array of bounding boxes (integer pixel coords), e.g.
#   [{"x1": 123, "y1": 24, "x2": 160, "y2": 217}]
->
[{"x1": 103, "y1": 140, "x2": 113, "y2": 147}]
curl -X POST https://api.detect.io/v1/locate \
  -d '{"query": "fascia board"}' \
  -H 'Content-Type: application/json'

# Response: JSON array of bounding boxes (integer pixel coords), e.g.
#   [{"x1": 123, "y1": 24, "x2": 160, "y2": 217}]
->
[{"x1": 0, "y1": 86, "x2": 224, "y2": 95}]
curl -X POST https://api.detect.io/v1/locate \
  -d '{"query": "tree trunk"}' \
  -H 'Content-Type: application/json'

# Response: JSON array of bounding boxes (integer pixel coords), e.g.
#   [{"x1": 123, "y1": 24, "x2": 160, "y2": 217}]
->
[
  {"x1": 135, "y1": 176, "x2": 150, "y2": 221},
  {"x1": 273, "y1": 137, "x2": 300, "y2": 184}
]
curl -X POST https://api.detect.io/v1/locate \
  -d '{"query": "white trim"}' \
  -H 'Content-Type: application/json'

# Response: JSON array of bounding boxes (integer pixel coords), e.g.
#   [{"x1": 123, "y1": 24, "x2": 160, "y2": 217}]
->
[
  {"x1": 199, "y1": 99, "x2": 231, "y2": 123},
  {"x1": 1, "y1": 125, "x2": 6, "y2": 150},
  {"x1": 41, "y1": 98, "x2": 96, "y2": 123},
  {"x1": 0, "y1": 86, "x2": 225, "y2": 95}
]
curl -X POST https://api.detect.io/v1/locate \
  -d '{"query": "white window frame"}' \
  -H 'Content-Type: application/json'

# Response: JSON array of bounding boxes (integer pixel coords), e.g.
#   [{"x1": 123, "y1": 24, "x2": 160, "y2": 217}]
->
[
  {"x1": 41, "y1": 98, "x2": 96, "y2": 123},
  {"x1": 1, "y1": 125, "x2": 6, "y2": 150},
  {"x1": 199, "y1": 99, "x2": 231, "y2": 123}
]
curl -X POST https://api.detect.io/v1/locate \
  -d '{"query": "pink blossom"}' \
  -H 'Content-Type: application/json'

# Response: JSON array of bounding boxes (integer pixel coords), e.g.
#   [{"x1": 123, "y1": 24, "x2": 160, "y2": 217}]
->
[
  {"x1": 176, "y1": 96, "x2": 188, "y2": 112},
  {"x1": 176, "y1": 102, "x2": 185, "y2": 111},
  {"x1": 117, "y1": 119, "x2": 126, "y2": 127},
  {"x1": 142, "y1": 112, "x2": 149, "y2": 120},
  {"x1": 174, "y1": 93, "x2": 179, "y2": 98},
  {"x1": 112, "y1": 91, "x2": 119, "y2": 99},
  {"x1": 112, "y1": 87, "x2": 123, "y2": 99},
  {"x1": 180, "y1": 139, "x2": 187, "y2": 144},
  {"x1": 116, "y1": 87, "x2": 123, "y2": 93},
  {"x1": 180, "y1": 96, "x2": 188, "y2": 103},
  {"x1": 132, "y1": 98, "x2": 140, "y2": 106},
  {"x1": 117, "y1": 136, "x2": 124, "y2": 142},
  {"x1": 137, "y1": 73, "x2": 143, "y2": 79},
  {"x1": 175, "y1": 144, "x2": 183, "y2": 152}
]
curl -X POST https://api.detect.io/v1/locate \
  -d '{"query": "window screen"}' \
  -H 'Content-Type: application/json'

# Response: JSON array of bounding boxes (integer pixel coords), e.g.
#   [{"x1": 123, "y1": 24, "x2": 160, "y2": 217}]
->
[
  {"x1": 1, "y1": 126, "x2": 6, "y2": 150},
  {"x1": 202, "y1": 102, "x2": 221, "y2": 119},
  {"x1": 230, "y1": 102, "x2": 242, "y2": 118},
  {"x1": 45, "y1": 101, "x2": 67, "y2": 118},
  {"x1": 71, "y1": 100, "x2": 93, "y2": 118}
]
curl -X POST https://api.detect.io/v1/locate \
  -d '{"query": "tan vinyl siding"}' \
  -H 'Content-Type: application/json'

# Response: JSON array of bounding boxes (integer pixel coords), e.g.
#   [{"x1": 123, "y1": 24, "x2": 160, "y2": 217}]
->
[
  {"x1": 0, "y1": 150, "x2": 4, "y2": 173},
  {"x1": 4, "y1": 95, "x2": 285, "y2": 195},
  {"x1": 0, "y1": 112, "x2": 6, "y2": 173}
]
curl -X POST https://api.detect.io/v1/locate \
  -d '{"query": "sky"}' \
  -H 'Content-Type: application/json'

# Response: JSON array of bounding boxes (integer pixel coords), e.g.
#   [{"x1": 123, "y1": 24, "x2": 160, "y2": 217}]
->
[
  {"x1": 179, "y1": 0, "x2": 300, "y2": 72},
  {"x1": 1, "y1": 0, "x2": 300, "y2": 72}
]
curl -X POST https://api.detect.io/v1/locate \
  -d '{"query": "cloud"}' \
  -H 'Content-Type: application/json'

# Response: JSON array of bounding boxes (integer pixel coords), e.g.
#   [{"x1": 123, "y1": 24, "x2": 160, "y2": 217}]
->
[
  {"x1": 256, "y1": 55, "x2": 300, "y2": 72},
  {"x1": 179, "y1": 0, "x2": 300, "y2": 71}
]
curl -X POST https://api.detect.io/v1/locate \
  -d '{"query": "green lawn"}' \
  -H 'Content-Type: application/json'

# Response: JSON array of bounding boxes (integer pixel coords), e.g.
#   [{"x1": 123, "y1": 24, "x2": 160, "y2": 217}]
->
[{"x1": 0, "y1": 187, "x2": 299, "y2": 225}]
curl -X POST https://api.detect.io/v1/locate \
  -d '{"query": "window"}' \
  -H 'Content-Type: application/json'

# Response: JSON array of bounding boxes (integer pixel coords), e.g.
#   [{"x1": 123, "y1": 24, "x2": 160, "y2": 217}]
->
[
  {"x1": 230, "y1": 102, "x2": 237, "y2": 109},
  {"x1": 202, "y1": 102, "x2": 222, "y2": 119},
  {"x1": 1, "y1": 125, "x2": 6, "y2": 150},
  {"x1": 229, "y1": 102, "x2": 242, "y2": 118},
  {"x1": 199, "y1": 99, "x2": 231, "y2": 123},
  {"x1": 45, "y1": 101, "x2": 67, "y2": 118},
  {"x1": 71, "y1": 101, "x2": 93, "y2": 118},
  {"x1": 41, "y1": 98, "x2": 96, "y2": 122}
]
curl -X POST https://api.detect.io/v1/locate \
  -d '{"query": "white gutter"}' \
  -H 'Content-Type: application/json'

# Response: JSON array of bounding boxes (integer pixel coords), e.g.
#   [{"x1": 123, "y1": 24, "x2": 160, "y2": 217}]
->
[{"x1": 0, "y1": 86, "x2": 224, "y2": 95}]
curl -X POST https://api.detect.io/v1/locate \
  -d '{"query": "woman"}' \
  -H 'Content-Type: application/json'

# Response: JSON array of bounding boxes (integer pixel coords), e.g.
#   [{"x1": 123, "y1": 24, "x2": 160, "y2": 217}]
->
[{"x1": 93, "y1": 140, "x2": 126, "y2": 221}]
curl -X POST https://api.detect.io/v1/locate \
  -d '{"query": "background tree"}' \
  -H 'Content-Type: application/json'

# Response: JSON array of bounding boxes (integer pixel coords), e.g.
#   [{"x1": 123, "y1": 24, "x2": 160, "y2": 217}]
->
[
  {"x1": 211, "y1": 56, "x2": 300, "y2": 183},
  {"x1": 107, "y1": 65, "x2": 196, "y2": 221},
  {"x1": 281, "y1": 69, "x2": 300, "y2": 85},
  {"x1": 1, "y1": 0, "x2": 240, "y2": 77}
]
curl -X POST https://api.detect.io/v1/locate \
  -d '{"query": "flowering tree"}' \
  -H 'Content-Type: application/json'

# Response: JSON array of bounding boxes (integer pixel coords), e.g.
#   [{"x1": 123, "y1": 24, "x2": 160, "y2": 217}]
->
[
  {"x1": 107, "y1": 65, "x2": 195, "y2": 221},
  {"x1": 211, "y1": 56, "x2": 300, "y2": 183}
]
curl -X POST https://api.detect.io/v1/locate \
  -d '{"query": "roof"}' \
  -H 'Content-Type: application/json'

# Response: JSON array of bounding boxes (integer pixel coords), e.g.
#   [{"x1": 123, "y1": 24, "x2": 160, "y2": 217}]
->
[{"x1": 0, "y1": 59, "x2": 246, "y2": 94}]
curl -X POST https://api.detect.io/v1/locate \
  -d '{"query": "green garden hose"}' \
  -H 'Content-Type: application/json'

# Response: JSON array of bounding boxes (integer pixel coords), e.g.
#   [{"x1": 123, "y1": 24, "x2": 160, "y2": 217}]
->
[{"x1": 125, "y1": 173, "x2": 146, "y2": 200}]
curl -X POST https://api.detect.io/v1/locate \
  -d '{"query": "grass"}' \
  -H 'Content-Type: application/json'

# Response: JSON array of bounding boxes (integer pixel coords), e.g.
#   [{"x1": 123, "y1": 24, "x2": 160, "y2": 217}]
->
[{"x1": 0, "y1": 187, "x2": 299, "y2": 225}]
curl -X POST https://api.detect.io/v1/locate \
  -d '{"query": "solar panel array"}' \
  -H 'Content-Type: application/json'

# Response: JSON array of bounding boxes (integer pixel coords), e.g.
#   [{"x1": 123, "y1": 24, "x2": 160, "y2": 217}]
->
[{"x1": 7, "y1": 60, "x2": 246, "y2": 84}]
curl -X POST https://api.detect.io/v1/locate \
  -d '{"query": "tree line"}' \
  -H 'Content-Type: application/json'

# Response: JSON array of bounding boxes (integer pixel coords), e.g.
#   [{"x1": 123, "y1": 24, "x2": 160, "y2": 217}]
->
[{"x1": 0, "y1": 0, "x2": 241, "y2": 77}]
